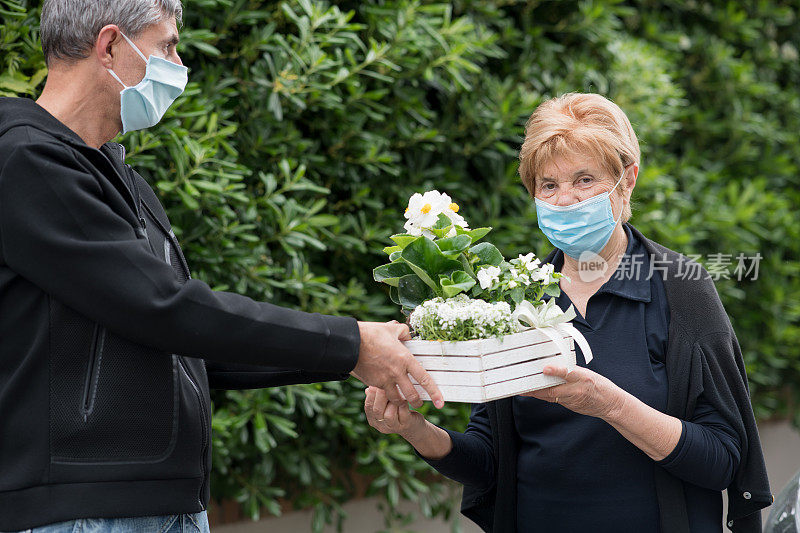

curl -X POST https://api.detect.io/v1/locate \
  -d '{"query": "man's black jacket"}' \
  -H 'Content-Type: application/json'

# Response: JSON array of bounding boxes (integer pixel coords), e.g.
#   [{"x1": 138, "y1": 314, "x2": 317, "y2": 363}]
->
[{"x1": 0, "y1": 97, "x2": 361, "y2": 530}]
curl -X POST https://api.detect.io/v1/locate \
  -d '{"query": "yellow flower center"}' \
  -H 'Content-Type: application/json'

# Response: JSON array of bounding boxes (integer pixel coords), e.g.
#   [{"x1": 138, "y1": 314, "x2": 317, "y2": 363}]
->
[
  {"x1": 405, "y1": 207, "x2": 409, "y2": 214},
  {"x1": 421, "y1": 203, "x2": 432, "y2": 214},
  {"x1": 449, "y1": 202, "x2": 459, "y2": 213}
]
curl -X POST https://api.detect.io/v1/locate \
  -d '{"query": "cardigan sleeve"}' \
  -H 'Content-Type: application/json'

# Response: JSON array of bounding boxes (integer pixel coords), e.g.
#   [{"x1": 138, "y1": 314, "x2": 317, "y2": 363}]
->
[
  {"x1": 656, "y1": 390, "x2": 742, "y2": 490},
  {"x1": 416, "y1": 402, "x2": 496, "y2": 490}
]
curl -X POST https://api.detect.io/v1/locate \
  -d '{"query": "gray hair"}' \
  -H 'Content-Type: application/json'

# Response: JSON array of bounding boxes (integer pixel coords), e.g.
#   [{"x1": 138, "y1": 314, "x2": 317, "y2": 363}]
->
[{"x1": 40, "y1": 0, "x2": 183, "y2": 66}]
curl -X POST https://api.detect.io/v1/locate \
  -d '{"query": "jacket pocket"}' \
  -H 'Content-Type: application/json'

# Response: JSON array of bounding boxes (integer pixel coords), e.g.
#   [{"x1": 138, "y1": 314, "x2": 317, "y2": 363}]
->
[
  {"x1": 49, "y1": 300, "x2": 178, "y2": 463},
  {"x1": 80, "y1": 323, "x2": 105, "y2": 421}
]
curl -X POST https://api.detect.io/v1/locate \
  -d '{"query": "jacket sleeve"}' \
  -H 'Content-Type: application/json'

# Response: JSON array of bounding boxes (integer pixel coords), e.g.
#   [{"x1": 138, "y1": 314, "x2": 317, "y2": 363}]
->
[
  {"x1": 204, "y1": 360, "x2": 349, "y2": 389},
  {"x1": 416, "y1": 402, "x2": 496, "y2": 491},
  {"x1": 0, "y1": 141, "x2": 359, "y2": 374}
]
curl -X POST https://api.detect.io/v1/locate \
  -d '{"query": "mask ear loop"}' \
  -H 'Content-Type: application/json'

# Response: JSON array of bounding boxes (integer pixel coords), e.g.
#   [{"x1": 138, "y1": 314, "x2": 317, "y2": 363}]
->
[
  {"x1": 610, "y1": 164, "x2": 631, "y2": 225},
  {"x1": 106, "y1": 30, "x2": 149, "y2": 88},
  {"x1": 118, "y1": 31, "x2": 149, "y2": 63}
]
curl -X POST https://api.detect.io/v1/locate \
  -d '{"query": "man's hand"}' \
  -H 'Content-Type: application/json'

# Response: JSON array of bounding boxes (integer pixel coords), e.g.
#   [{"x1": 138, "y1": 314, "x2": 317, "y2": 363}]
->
[{"x1": 351, "y1": 321, "x2": 444, "y2": 409}]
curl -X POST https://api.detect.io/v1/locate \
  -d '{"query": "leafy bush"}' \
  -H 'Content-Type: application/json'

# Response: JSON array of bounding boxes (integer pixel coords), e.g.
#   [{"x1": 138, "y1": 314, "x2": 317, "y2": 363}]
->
[{"x1": 3, "y1": 0, "x2": 798, "y2": 529}]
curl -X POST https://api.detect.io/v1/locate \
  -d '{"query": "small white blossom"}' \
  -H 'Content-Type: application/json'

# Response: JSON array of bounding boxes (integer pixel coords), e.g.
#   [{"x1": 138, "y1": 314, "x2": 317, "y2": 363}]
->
[
  {"x1": 516, "y1": 252, "x2": 541, "y2": 271},
  {"x1": 508, "y1": 280, "x2": 518, "y2": 289},
  {"x1": 409, "y1": 295, "x2": 515, "y2": 341},
  {"x1": 477, "y1": 265, "x2": 501, "y2": 290},
  {"x1": 531, "y1": 263, "x2": 556, "y2": 284}
]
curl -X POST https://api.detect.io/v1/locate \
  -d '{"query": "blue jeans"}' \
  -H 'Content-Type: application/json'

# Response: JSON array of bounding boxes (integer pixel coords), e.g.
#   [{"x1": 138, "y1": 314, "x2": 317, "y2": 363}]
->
[{"x1": 6, "y1": 511, "x2": 210, "y2": 533}]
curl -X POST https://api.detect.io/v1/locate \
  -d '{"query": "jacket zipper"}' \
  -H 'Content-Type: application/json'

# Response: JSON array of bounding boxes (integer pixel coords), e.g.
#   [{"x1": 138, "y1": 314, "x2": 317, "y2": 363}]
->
[
  {"x1": 81, "y1": 323, "x2": 105, "y2": 422},
  {"x1": 140, "y1": 201, "x2": 192, "y2": 279},
  {"x1": 178, "y1": 357, "x2": 208, "y2": 506},
  {"x1": 114, "y1": 148, "x2": 208, "y2": 504}
]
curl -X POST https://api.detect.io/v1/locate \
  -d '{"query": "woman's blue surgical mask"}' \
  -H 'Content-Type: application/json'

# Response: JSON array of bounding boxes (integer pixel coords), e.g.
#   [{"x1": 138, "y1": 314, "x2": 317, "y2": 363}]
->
[
  {"x1": 107, "y1": 31, "x2": 188, "y2": 134},
  {"x1": 534, "y1": 167, "x2": 628, "y2": 259}
]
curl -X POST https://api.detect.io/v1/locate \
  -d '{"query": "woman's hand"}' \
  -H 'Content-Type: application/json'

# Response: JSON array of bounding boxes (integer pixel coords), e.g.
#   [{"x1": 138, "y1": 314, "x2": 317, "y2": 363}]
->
[
  {"x1": 364, "y1": 385, "x2": 454, "y2": 460},
  {"x1": 524, "y1": 365, "x2": 684, "y2": 462},
  {"x1": 364, "y1": 385, "x2": 426, "y2": 438},
  {"x1": 521, "y1": 365, "x2": 628, "y2": 421}
]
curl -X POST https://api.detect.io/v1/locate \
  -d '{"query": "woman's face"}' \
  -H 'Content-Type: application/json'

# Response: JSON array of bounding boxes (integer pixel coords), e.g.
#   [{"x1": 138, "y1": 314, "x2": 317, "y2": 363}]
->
[{"x1": 534, "y1": 154, "x2": 634, "y2": 212}]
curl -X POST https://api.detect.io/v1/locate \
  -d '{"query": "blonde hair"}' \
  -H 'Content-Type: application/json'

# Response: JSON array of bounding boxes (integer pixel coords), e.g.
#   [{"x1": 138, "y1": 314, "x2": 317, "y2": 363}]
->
[{"x1": 518, "y1": 93, "x2": 640, "y2": 223}]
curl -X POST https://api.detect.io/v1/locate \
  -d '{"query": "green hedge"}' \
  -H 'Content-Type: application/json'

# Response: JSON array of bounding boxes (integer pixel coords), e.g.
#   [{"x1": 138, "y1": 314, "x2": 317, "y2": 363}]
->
[{"x1": 3, "y1": 0, "x2": 798, "y2": 529}]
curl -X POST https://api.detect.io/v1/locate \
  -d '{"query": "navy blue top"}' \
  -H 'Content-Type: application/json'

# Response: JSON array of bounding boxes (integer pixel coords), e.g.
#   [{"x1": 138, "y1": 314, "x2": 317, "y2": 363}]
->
[{"x1": 422, "y1": 225, "x2": 742, "y2": 532}]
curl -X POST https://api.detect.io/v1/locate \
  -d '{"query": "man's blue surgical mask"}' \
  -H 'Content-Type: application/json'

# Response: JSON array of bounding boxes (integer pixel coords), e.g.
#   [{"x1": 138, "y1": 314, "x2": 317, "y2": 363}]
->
[
  {"x1": 107, "y1": 31, "x2": 188, "y2": 134},
  {"x1": 534, "y1": 168, "x2": 628, "y2": 259}
]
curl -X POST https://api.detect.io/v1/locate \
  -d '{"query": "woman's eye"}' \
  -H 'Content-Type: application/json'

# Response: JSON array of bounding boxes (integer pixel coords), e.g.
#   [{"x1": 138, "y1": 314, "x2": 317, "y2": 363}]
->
[{"x1": 579, "y1": 176, "x2": 593, "y2": 185}]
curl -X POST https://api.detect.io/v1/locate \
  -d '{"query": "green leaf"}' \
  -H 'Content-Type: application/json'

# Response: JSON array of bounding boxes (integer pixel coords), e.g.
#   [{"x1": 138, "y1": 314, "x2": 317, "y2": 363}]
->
[
  {"x1": 434, "y1": 234, "x2": 471, "y2": 257},
  {"x1": 510, "y1": 286, "x2": 525, "y2": 305},
  {"x1": 470, "y1": 242, "x2": 504, "y2": 267},
  {"x1": 455, "y1": 226, "x2": 492, "y2": 244},
  {"x1": 390, "y1": 233, "x2": 418, "y2": 249},
  {"x1": 400, "y1": 236, "x2": 461, "y2": 292},
  {"x1": 543, "y1": 284, "x2": 561, "y2": 297},
  {"x1": 389, "y1": 286, "x2": 400, "y2": 306},
  {"x1": 382, "y1": 245, "x2": 402, "y2": 255},
  {"x1": 373, "y1": 262, "x2": 414, "y2": 287},
  {"x1": 428, "y1": 213, "x2": 453, "y2": 238},
  {"x1": 397, "y1": 275, "x2": 435, "y2": 309},
  {"x1": 440, "y1": 270, "x2": 476, "y2": 298}
]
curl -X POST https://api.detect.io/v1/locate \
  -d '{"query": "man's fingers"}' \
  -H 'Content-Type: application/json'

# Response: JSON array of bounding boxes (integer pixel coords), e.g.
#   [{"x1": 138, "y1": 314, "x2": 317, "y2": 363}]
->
[
  {"x1": 394, "y1": 322, "x2": 412, "y2": 341},
  {"x1": 384, "y1": 381, "x2": 404, "y2": 404},
  {"x1": 395, "y1": 373, "x2": 423, "y2": 409},
  {"x1": 407, "y1": 359, "x2": 444, "y2": 409}
]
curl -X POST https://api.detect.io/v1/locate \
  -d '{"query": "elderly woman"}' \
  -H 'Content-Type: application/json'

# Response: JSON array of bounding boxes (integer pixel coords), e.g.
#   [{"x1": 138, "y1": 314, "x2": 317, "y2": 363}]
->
[{"x1": 364, "y1": 93, "x2": 771, "y2": 532}]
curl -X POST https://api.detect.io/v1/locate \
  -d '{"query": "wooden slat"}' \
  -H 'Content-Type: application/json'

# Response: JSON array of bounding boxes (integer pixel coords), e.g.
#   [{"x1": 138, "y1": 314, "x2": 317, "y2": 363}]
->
[
  {"x1": 411, "y1": 352, "x2": 575, "y2": 387},
  {"x1": 413, "y1": 338, "x2": 574, "y2": 372},
  {"x1": 403, "y1": 328, "x2": 572, "y2": 356},
  {"x1": 413, "y1": 372, "x2": 569, "y2": 403}
]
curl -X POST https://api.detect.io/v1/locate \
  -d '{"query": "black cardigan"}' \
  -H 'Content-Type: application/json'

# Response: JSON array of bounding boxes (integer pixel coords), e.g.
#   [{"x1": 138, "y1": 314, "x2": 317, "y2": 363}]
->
[{"x1": 459, "y1": 223, "x2": 772, "y2": 532}]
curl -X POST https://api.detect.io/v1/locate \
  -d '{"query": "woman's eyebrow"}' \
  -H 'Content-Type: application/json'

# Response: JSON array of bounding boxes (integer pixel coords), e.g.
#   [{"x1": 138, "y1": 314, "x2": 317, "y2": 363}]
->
[{"x1": 541, "y1": 169, "x2": 593, "y2": 181}]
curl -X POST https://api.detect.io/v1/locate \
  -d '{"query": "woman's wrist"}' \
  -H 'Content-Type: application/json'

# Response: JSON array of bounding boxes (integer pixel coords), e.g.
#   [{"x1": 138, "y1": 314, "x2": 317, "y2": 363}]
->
[
  {"x1": 402, "y1": 420, "x2": 453, "y2": 460},
  {"x1": 600, "y1": 385, "x2": 633, "y2": 425}
]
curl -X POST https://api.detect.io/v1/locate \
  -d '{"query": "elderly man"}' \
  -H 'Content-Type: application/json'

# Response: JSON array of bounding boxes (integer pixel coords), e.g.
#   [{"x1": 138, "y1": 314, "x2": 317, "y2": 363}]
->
[{"x1": 0, "y1": 1, "x2": 443, "y2": 531}]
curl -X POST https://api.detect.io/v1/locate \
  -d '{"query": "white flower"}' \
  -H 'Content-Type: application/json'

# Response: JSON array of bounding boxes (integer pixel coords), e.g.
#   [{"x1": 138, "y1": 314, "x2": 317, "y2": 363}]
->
[
  {"x1": 477, "y1": 265, "x2": 501, "y2": 290},
  {"x1": 516, "y1": 252, "x2": 541, "y2": 271},
  {"x1": 441, "y1": 205, "x2": 468, "y2": 229},
  {"x1": 531, "y1": 263, "x2": 556, "y2": 284},
  {"x1": 508, "y1": 280, "x2": 518, "y2": 289},
  {"x1": 403, "y1": 190, "x2": 468, "y2": 235}
]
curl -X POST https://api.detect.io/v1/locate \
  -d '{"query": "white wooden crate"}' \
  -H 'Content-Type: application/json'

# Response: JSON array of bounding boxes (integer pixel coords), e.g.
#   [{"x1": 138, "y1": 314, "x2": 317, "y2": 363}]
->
[{"x1": 403, "y1": 328, "x2": 577, "y2": 403}]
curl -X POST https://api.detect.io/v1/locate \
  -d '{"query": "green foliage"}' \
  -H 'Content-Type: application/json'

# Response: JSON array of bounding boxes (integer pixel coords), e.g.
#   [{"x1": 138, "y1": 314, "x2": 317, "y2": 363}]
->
[{"x1": 5, "y1": 0, "x2": 799, "y2": 529}]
